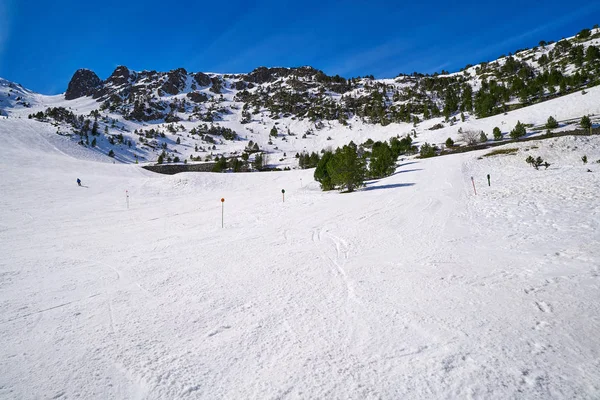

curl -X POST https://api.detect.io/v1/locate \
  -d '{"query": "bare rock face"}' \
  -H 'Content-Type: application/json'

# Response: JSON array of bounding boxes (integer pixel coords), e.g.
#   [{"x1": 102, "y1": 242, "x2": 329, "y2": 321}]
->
[
  {"x1": 93, "y1": 66, "x2": 134, "y2": 99},
  {"x1": 245, "y1": 67, "x2": 292, "y2": 84},
  {"x1": 106, "y1": 66, "x2": 132, "y2": 86},
  {"x1": 186, "y1": 91, "x2": 209, "y2": 103},
  {"x1": 65, "y1": 69, "x2": 101, "y2": 100},
  {"x1": 193, "y1": 72, "x2": 211, "y2": 87},
  {"x1": 233, "y1": 80, "x2": 246, "y2": 90},
  {"x1": 161, "y1": 68, "x2": 188, "y2": 95}
]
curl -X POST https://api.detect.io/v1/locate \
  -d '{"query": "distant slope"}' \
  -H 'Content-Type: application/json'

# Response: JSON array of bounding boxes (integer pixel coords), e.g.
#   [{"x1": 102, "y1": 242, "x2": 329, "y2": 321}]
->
[
  {"x1": 1, "y1": 93, "x2": 599, "y2": 398},
  {"x1": 1, "y1": 27, "x2": 599, "y2": 168}
]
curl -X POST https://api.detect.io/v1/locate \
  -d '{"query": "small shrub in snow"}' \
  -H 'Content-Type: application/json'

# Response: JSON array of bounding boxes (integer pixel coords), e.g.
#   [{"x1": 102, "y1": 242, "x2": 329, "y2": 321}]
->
[
  {"x1": 546, "y1": 116, "x2": 558, "y2": 129},
  {"x1": 525, "y1": 155, "x2": 549, "y2": 170},
  {"x1": 510, "y1": 121, "x2": 527, "y2": 139},
  {"x1": 445, "y1": 137, "x2": 454, "y2": 147},
  {"x1": 459, "y1": 130, "x2": 479, "y2": 145},
  {"x1": 493, "y1": 127, "x2": 502, "y2": 141},
  {"x1": 419, "y1": 142, "x2": 437, "y2": 158},
  {"x1": 479, "y1": 132, "x2": 488, "y2": 142},
  {"x1": 580, "y1": 115, "x2": 591, "y2": 131},
  {"x1": 582, "y1": 155, "x2": 588, "y2": 164}
]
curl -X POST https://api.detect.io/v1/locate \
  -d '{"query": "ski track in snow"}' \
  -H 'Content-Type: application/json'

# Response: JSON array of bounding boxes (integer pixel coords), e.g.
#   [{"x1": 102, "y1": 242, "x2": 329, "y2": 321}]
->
[{"x1": 0, "y1": 119, "x2": 600, "y2": 398}]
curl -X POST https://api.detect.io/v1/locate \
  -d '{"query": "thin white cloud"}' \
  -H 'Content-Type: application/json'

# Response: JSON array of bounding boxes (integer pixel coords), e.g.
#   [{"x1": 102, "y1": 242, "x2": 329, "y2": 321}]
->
[
  {"x1": 323, "y1": 39, "x2": 413, "y2": 78},
  {"x1": 472, "y1": 4, "x2": 600, "y2": 61},
  {"x1": 186, "y1": 1, "x2": 273, "y2": 71},
  {"x1": 0, "y1": 0, "x2": 13, "y2": 71}
]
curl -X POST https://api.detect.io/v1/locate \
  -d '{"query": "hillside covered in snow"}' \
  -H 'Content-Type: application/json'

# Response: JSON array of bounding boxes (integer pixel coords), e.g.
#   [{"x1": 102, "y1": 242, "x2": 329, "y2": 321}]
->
[
  {"x1": 1, "y1": 101, "x2": 600, "y2": 398},
  {"x1": 1, "y1": 27, "x2": 600, "y2": 169},
  {"x1": 1, "y1": 23, "x2": 600, "y2": 400}
]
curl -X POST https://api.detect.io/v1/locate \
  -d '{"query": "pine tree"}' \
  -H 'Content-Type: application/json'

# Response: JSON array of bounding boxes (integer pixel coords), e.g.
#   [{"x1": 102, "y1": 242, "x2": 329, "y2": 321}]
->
[
  {"x1": 493, "y1": 127, "x2": 502, "y2": 140},
  {"x1": 212, "y1": 156, "x2": 228, "y2": 172},
  {"x1": 369, "y1": 141, "x2": 395, "y2": 178},
  {"x1": 419, "y1": 142, "x2": 437, "y2": 158},
  {"x1": 510, "y1": 121, "x2": 526, "y2": 139},
  {"x1": 327, "y1": 144, "x2": 366, "y2": 192},
  {"x1": 445, "y1": 137, "x2": 454, "y2": 147},
  {"x1": 253, "y1": 153, "x2": 264, "y2": 171},
  {"x1": 231, "y1": 157, "x2": 242, "y2": 172},
  {"x1": 580, "y1": 115, "x2": 591, "y2": 131},
  {"x1": 526, "y1": 155, "x2": 545, "y2": 170},
  {"x1": 309, "y1": 152, "x2": 320, "y2": 167},
  {"x1": 314, "y1": 151, "x2": 334, "y2": 190},
  {"x1": 461, "y1": 84, "x2": 473, "y2": 112},
  {"x1": 546, "y1": 116, "x2": 558, "y2": 129}
]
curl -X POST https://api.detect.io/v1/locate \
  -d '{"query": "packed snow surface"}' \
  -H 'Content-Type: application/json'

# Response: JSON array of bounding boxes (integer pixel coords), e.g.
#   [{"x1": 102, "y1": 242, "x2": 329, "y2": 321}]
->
[{"x1": 1, "y1": 119, "x2": 599, "y2": 399}]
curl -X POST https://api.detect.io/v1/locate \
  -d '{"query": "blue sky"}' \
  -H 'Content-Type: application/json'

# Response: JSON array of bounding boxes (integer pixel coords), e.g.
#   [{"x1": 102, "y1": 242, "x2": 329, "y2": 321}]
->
[{"x1": 0, "y1": 0, "x2": 598, "y2": 94}]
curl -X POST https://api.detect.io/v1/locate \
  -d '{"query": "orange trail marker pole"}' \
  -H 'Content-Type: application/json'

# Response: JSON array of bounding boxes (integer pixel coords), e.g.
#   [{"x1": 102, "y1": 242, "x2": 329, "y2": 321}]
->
[{"x1": 221, "y1": 198, "x2": 225, "y2": 228}]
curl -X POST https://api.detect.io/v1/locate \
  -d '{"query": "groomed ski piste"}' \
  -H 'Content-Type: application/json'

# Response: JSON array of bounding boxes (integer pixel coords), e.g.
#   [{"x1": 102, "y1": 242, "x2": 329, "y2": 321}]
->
[{"x1": 1, "y1": 88, "x2": 600, "y2": 399}]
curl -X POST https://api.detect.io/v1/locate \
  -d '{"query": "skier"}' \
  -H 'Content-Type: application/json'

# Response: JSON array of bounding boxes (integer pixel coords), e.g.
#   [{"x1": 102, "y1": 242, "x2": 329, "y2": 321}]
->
[{"x1": 77, "y1": 178, "x2": 81, "y2": 186}]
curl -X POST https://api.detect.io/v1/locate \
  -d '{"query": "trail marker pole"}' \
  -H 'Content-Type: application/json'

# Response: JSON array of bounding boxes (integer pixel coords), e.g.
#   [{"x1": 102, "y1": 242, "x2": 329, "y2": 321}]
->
[
  {"x1": 282, "y1": 189, "x2": 285, "y2": 203},
  {"x1": 300, "y1": 178, "x2": 303, "y2": 188},
  {"x1": 471, "y1": 177, "x2": 477, "y2": 195},
  {"x1": 221, "y1": 198, "x2": 225, "y2": 228},
  {"x1": 126, "y1": 190, "x2": 130, "y2": 209},
  {"x1": 487, "y1": 174, "x2": 491, "y2": 187}
]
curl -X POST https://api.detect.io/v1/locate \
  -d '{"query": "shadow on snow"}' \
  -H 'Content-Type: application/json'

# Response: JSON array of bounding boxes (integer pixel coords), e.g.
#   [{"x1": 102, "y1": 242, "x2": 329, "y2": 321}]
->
[
  {"x1": 390, "y1": 168, "x2": 423, "y2": 176},
  {"x1": 362, "y1": 182, "x2": 416, "y2": 192}
]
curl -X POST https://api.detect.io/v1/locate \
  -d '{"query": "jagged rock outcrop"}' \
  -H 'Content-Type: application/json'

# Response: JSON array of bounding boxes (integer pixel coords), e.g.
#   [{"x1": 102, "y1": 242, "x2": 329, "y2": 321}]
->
[
  {"x1": 106, "y1": 66, "x2": 133, "y2": 87},
  {"x1": 57, "y1": 26, "x2": 600, "y2": 127},
  {"x1": 193, "y1": 72, "x2": 211, "y2": 87},
  {"x1": 93, "y1": 66, "x2": 134, "y2": 99},
  {"x1": 245, "y1": 67, "x2": 292, "y2": 84},
  {"x1": 65, "y1": 69, "x2": 101, "y2": 100},
  {"x1": 233, "y1": 80, "x2": 246, "y2": 90},
  {"x1": 186, "y1": 91, "x2": 209, "y2": 103},
  {"x1": 161, "y1": 68, "x2": 188, "y2": 95}
]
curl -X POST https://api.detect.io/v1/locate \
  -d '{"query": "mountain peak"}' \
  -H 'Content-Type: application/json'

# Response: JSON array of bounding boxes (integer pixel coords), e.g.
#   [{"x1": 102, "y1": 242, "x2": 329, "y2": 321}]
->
[{"x1": 65, "y1": 69, "x2": 101, "y2": 100}]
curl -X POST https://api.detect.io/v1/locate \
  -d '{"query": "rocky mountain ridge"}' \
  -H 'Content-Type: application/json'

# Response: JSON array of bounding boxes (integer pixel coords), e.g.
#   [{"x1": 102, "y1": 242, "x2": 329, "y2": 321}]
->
[
  {"x1": 2, "y1": 26, "x2": 599, "y2": 168},
  {"x1": 61, "y1": 27, "x2": 600, "y2": 127}
]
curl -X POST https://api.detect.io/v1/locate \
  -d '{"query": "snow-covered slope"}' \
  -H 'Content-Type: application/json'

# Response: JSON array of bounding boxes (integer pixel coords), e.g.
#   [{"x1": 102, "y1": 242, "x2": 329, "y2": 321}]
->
[
  {"x1": 1, "y1": 109, "x2": 599, "y2": 398},
  {"x1": 1, "y1": 27, "x2": 600, "y2": 167},
  {"x1": 1, "y1": 73, "x2": 599, "y2": 169}
]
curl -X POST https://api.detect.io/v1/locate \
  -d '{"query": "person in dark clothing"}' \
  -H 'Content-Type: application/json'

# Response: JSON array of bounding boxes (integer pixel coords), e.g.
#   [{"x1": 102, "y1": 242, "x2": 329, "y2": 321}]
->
[{"x1": 77, "y1": 178, "x2": 81, "y2": 186}]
